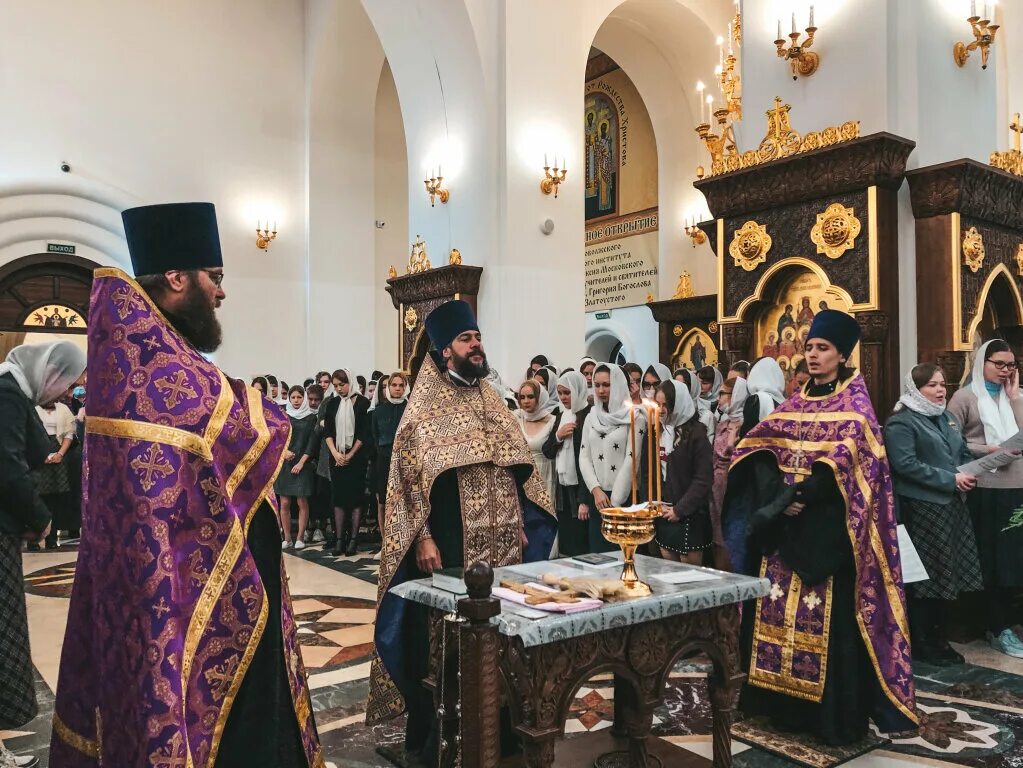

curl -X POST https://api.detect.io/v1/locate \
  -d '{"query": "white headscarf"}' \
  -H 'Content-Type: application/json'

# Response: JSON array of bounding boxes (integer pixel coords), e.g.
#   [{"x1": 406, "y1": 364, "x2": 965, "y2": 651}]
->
[
  {"x1": 384, "y1": 374, "x2": 409, "y2": 405},
  {"x1": 700, "y1": 366, "x2": 723, "y2": 403},
  {"x1": 516, "y1": 381, "x2": 557, "y2": 423},
  {"x1": 485, "y1": 368, "x2": 515, "y2": 404},
  {"x1": 367, "y1": 376, "x2": 385, "y2": 411},
  {"x1": 0, "y1": 340, "x2": 86, "y2": 405},
  {"x1": 285, "y1": 387, "x2": 313, "y2": 420},
  {"x1": 969, "y1": 340, "x2": 1019, "y2": 444},
  {"x1": 589, "y1": 363, "x2": 633, "y2": 430},
  {"x1": 660, "y1": 380, "x2": 696, "y2": 473},
  {"x1": 555, "y1": 371, "x2": 588, "y2": 485},
  {"x1": 273, "y1": 376, "x2": 288, "y2": 405},
  {"x1": 644, "y1": 362, "x2": 672, "y2": 394},
  {"x1": 579, "y1": 356, "x2": 598, "y2": 401},
  {"x1": 747, "y1": 357, "x2": 786, "y2": 421},
  {"x1": 895, "y1": 370, "x2": 945, "y2": 417},
  {"x1": 721, "y1": 377, "x2": 749, "y2": 421},
  {"x1": 541, "y1": 365, "x2": 559, "y2": 398},
  {"x1": 333, "y1": 368, "x2": 359, "y2": 451}
]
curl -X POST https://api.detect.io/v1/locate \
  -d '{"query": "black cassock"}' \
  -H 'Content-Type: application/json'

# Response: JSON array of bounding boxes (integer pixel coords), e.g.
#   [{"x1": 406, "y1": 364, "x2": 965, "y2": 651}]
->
[{"x1": 727, "y1": 452, "x2": 882, "y2": 746}]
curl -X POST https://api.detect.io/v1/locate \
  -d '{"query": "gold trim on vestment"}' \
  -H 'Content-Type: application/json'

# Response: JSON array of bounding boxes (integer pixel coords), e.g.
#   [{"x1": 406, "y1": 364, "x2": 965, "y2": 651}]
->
[
  {"x1": 817, "y1": 457, "x2": 919, "y2": 725},
  {"x1": 798, "y1": 375, "x2": 856, "y2": 401},
  {"x1": 226, "y1": 386, "x2": 270, "y2": 500},
  {"x1": 203, "y1": 372, "x2": 233, "y2": 449},
  {"x1": 756, "y1": 410, "x2": 886, "y2": 458},
  {"x1": 87, "y1": 416, "x2": 212, "y2": 460},
  {"x1": 52, "y1": 712, "x2": 100, "y2": 759},
  {"x1": 749, "y1": 558, "x2": 834, "y2": 702}
]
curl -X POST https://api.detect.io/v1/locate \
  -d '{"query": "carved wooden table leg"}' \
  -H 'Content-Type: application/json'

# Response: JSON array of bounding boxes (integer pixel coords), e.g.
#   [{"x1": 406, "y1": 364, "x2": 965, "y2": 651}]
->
[
  {"x1": 707, "y1": 605, "x2": 744, "y2": 768},
  {"x1": 458, "y1": 563, "x2": 503, "y2": 768},
  {"x1": 521, "y1": 738, "x2": 557, "y2": 768}
]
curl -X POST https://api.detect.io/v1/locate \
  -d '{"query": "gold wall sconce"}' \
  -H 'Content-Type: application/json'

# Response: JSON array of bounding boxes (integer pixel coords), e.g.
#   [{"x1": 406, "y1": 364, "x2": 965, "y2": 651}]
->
[
  {"x1": 540, "y1": 154, "x2": 567, "y2": 198},
  {"x1": 954, "y1": 2, "x2": 1000, "y2": 69},
  {"x1": 256, "y1": 221, "x2": 277, "y2": 251},
  {"x1": 684, "y1": 216, "x2": 708, "y2": 248},
  {"x1": 424, "y1": 168, "x2": 449, "y2": 207},
  {"x1": 774, "y1": 7, "x2": 819, "y2": 80}
]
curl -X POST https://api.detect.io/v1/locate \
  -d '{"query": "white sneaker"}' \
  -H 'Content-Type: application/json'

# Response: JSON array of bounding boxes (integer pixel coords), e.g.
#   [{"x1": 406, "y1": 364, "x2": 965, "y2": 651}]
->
[
  {"x1": 302, "y1": 530, "x2": 312, "y2": 544},
  {"x1": 281, "y1": 540, "x2": 291, "y2": 550},
  {"x1": 991, "y1": 629, "x2": 1023, "y2": 658},
  {"x1": 294, "y1": 539, "x2": 306, "y2": 550},
  {"x1": 312, "y1": 530, "x2": 325, "y2": 543}
]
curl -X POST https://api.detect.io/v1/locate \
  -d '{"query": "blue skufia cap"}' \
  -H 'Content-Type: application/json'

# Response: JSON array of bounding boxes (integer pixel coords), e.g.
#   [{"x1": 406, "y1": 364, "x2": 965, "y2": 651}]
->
[
  {"x1": 806, "y1": 309, "x2": 861, "y2": 359},
  {"x1": 425, "y1": 300, "x2": 479, "y2": 351},
  {"x1": 122, "y1": 202, "x2": 223, "y2": 277}
]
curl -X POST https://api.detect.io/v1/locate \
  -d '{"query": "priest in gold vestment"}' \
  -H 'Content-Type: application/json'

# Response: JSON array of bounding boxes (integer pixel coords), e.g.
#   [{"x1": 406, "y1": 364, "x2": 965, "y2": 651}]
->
[{"x1": 366, "y1": 300, "x2": 554, "y2": 766}]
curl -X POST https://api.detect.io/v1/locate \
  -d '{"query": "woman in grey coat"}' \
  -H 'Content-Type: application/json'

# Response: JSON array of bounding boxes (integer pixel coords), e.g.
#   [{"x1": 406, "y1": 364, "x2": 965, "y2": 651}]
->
[{"x1": 886, "y1": 363, "x2": 981, "y2": 664}]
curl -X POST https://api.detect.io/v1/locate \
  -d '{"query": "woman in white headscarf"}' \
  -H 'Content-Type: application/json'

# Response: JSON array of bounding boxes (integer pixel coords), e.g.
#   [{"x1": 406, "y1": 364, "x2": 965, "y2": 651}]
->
[
  {"x1": 323, "y1": 368, "x2": 371, "y2": 556},
  {"x1": 642, "y1": 362, "x2": 673, "y2": 401},
  {"x1": 697, "y1": 365, "x2": 724, "y2": 413},
  {"x1": 742, "y1": 357, "x2": 786, "y2": 437},
  {"x1": 947, "y1": 339, "x2": 1023, "y2": 658},
  {"x1": 514, "y1": 379, "x2": 559, "y2": 507},
  {"x1": 275, "y1": 385, "x2": 317, "y2": 549},
  {"x1": 579, "y1": 356, "x2": 598, "y2": 402},
  {"x1": 677, "y1": 368, "x2": 715, "y2": 442},
  {"x1": 651, "y1": 380, "x2": 713, "y2": 564},
  {"x1": 710, "y1": 375, "x2": 748, "y2": 568},
  {"x1": 541, "y1": 371, "x2": 592, "y2": 556},
  {"x1": 0, "y1": 340, "x2": 85, "y2": 755},
  {"x1": 579, "y1": 364, "x2": 644, "y2": 552},
  {"x1": 887, "y1": 363, "x2": 982, "y2": 664}
]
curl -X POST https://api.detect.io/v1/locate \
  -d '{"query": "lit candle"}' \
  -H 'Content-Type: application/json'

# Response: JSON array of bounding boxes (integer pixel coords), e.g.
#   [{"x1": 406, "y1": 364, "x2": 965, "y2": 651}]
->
[
  {"x1": 777, "y1": 18, "x2": 782, "y2": 40},
  {"x1": 655, "y1": 414, "x2": 662, "y2": 502},
  {"x1": 647, "y1": 407, "x2": 653, "y2": 506},
  {"x1": 707, "y1": 95, "x2": 714, "y2": 120},
  {"x1": 809, "y1": 4, "x2": 814, "y2": 26},
  {"x1": 630, "y1": 406, "x2": 638, "y2": 507}
]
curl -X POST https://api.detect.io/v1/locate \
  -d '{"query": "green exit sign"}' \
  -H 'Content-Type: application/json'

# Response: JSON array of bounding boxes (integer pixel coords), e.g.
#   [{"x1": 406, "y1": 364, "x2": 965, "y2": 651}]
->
[
  {"x1": 595, "y1": 311, "x2": 611, "y2": 320},
  {"x1": 47, "y1": 243, "x2": 76, "y2": 255}
]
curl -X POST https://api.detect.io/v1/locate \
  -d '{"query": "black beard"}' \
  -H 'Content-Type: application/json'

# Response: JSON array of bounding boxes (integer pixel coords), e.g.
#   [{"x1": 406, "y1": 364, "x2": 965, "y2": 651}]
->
[
  {"x1": 451, "y1": 348, "x2": 489, "y2": 380},
  {"x1": 164, "y1": 281, "x2": 223, "y2": 353}
]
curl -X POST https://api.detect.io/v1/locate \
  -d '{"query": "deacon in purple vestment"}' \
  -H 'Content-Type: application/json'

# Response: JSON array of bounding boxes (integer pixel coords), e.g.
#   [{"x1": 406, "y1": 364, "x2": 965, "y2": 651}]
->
[
  {"x1": 723, "y1": 311, "x2": 918, "y2": 745},
  {"x1": 51, "y1": 203, "x2": 323, "y2": 768}
]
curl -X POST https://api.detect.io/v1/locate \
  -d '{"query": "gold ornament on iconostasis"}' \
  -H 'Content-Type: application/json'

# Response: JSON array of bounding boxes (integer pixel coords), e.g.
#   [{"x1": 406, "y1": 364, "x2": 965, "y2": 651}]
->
[
  {"x1": 962, "y1": 227, "x2": 986, "y2": 273},
  {"x1": 448, "y1": 248, "x2": 462, "y2": 265},
  {"x1": 810, "y1": 203, "x2": 861, "y2": 260},
  {"x1": 990, "y1": 113, "x2": 1023, "y2": 177},
  {"x1": 729, "y1": 221, "x2": 772, "y2": 272},
  {"x1": 403, "y1": 306, "x2": 418, "y2": 332},
  {"x1": 673, "y1": 271, "x2": 695, "y2": 299},
  {"x1": 407, "y1": 235, "x2": 432, "y2": 274},
  {"x1": 1016, "y1": 244, "x2": 1023, "y2": 277}
]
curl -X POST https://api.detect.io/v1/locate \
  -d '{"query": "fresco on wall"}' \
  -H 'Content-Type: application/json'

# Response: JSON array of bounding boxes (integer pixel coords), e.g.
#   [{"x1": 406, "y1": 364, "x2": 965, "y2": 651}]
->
[{"x1": 672, "y1": 328, "x2": 718, "y2": 372}]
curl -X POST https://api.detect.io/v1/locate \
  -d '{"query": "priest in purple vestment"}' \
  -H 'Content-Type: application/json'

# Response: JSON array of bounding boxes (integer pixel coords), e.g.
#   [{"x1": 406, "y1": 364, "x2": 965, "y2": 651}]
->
[{"x1": 51, "y1": 203, "x2": 323, "y2": 768}]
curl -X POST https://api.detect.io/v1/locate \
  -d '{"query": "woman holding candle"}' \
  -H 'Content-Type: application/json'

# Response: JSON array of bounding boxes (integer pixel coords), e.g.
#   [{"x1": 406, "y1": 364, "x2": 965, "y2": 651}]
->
[
  {"x1": 579, "y1": 363, "x2": 642, "y2": 553},
  {"x1": 651, "y1": 380, "x2": 712, "y2": 564},
  {"x1": 724, "y1": 310, "x2": 917, "y2": 745},
  {"x1": 542, "y1": 371, "x2": 593, "y2": 557}
]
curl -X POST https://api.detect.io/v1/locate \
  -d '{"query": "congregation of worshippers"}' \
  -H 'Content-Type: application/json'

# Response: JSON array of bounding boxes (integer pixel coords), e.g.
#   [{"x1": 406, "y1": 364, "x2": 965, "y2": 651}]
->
[{"x1": 5, "y1": 244, "x2": 1023, "y2": 765}]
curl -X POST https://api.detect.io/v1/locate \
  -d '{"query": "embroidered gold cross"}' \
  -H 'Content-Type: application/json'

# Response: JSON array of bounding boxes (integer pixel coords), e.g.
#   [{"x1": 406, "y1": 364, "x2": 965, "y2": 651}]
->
[
  {"x1": 154, "y1": 370, "x2": 198, "y2": 409},
  {"x1": 129, "y1": 444, "x2": 174, "y2": 491}
]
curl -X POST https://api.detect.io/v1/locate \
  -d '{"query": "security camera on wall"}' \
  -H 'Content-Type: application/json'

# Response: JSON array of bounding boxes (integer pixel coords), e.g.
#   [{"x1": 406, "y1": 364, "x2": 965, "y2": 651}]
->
[
  {"x1": 540, "y1": 218, "x2": 554, "y2": 236},
  {"x1": 375, "y1": 220, "x2": 386, "y2": 229}
]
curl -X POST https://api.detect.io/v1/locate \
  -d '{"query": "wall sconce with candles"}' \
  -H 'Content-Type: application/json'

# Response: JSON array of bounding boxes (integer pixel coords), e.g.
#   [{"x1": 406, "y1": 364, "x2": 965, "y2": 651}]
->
[
  {"x1": 256, "y1": 220, "x2": 277, "y2": 251},
  {"x1": 424, "y1": 168, "x2": 449, "y2": 207},
  {"x1": 954, "y1": 2, "x2": 1000, "y2": 70},
  {"x1": 540, "y1": 154, "x2": 568, "y2": 198},
  {"x1": 775, "y1": 6, "x2": 820, "y2": 80},
  {"x1": 684, "y1": 216, "x2": 708, "y2": 248}
]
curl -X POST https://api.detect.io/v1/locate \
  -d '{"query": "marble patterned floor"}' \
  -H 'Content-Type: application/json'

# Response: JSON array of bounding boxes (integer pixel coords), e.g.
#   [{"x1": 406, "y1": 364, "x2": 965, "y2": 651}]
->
[{"x1": 6, "y1": 542, "x2": 1023, "y2": 768}]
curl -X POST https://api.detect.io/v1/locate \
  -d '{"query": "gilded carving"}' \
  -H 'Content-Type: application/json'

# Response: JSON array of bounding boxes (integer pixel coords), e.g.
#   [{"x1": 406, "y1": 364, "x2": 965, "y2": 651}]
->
[
  {"x1": 387, "y1": 265, "x2": 397, "y2": 279},
  {"x1": 810, "y1": 203, "x2": 861, "y2": 260},
  {"x1": 673, "y1": 271, "x2": 695, "y2": 299},
  {"x1": 403, "y1": 306, "x2": 418, "y2": 332},
  {"x1": 729, "y1": 221, "x2": 772, "y2": 272},
  {"x1": 962, "y1": 227, "x2": 986, "y2": 273},
  {"x1": 1016, "y1": 244, "x2": 1023, "y2": 277},
  {"x1": 407, "y1": 235, "x2": 432, "y2": 274},
  {"x1": 672, "y1": 324, "x2": 684, "y2": 337},
  {"x1": 448, "y1": 248, "x2": 462, "y2": 265},
  {"x1": 709, "y1": 321, "x2": 719, "y2": 333}
]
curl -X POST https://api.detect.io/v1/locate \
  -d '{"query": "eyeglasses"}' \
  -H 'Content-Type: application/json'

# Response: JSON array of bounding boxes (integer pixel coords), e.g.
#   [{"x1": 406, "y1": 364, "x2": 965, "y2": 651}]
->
[
  {"x1": 202, "y1": 269, "x2": 225, "y2": 287},
  {"x1": 986, "y1": 359, "x2": 1017, "y2": 371}
]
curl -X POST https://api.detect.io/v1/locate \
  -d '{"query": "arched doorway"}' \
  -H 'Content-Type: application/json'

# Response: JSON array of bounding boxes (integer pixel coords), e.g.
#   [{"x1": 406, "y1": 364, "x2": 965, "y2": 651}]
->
[{"x1": 0, "y1": 253, "x2": 98, "y2": 358}]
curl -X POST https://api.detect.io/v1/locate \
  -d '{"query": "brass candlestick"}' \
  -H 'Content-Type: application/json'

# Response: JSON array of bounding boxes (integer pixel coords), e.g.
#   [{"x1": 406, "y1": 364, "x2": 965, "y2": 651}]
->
[{"x1": 599, "y1": 505, "x2": 661, "y2": 598}]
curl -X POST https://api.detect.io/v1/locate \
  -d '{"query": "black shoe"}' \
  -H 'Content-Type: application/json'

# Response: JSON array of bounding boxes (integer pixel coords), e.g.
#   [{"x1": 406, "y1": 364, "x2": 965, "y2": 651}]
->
[
  {"x1": 26, "y1": 542, "x2": 41, "y2": 552},
  {"x1": 345, "y1": 539, "x2": 359, "y2": 557},
  {"x1": 332, "y1": 539, "x2": 345, "y2": 556}
]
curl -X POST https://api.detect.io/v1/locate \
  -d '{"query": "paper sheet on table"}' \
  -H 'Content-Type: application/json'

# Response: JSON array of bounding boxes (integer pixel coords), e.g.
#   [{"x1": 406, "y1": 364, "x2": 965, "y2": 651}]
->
[
  {"x1": 897, "y1": 524, "x2": 929, "y2": 584},
  {"x1": 958, "y1": 429, "x2": 1023, "y2": 475},
  {"x1": 651, "y1": 569, "x2": 722, "y2": 585},
  {"x1": 492, "y1": 584, "x2": 603, "y2": 614}
]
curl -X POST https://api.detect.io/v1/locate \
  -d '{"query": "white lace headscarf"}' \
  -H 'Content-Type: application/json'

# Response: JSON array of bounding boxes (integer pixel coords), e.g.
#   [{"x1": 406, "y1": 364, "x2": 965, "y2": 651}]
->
[{"x1": 0, "y1": 340, "x2": 86, "y2": 405}]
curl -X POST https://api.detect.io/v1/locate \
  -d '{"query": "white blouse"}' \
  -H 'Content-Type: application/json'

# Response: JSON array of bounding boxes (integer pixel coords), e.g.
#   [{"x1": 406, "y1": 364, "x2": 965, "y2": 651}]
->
[
  {"x1": 518, "y1": 415, "x2": 557, "y2": 507},
  {"x1": 36, "y1": 402, "x2": 76, "y2": 442}
]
